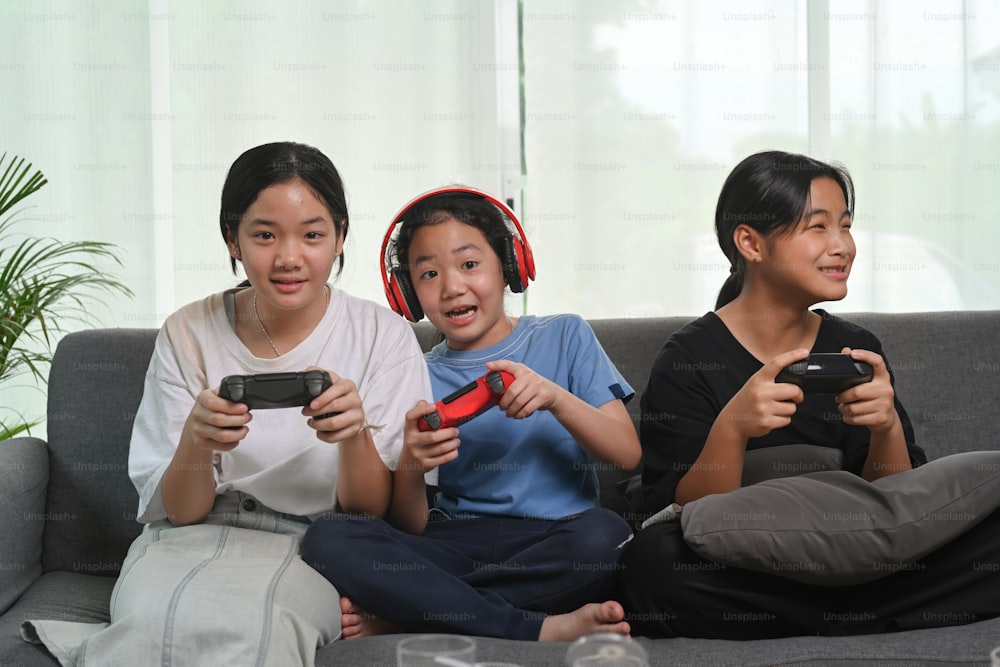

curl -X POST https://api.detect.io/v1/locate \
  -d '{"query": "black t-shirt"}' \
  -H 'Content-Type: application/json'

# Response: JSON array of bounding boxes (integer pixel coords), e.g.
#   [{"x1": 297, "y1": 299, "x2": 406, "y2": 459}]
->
[{"x1": 638, "y1": 309, "x2": 926, "y2": 515}]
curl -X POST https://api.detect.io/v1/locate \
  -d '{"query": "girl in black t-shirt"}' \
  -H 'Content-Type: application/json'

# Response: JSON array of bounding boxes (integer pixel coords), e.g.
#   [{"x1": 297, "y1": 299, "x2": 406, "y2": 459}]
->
[
  {"x1": 619, "y1": 150, "x2": 999, "y2": 639},
  {"x1": 640, "y1": 150, "x2": 925, "y2": 516}
]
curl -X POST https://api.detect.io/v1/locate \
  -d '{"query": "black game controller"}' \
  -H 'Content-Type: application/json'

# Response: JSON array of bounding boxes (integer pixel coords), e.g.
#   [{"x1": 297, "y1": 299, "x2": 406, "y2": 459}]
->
[
  {"x1": 218, "y1": 370, "x2": 334, "y2": 411},
  {"x1": 418, "y1": 370, "x2": 515, "y2": 431},
  {"x1": 776, "y1": 353, "x2": 874, "y2": 394}
]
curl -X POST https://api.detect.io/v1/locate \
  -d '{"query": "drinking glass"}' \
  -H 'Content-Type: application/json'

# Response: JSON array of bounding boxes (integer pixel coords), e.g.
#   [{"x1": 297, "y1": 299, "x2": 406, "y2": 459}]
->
[{"x1": 397, "y1": 634, "x2": 477, "y2": 667}]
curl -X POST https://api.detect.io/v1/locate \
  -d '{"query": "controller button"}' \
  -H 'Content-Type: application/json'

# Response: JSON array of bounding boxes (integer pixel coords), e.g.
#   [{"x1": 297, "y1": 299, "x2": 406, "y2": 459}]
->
[{"x1": 241, "y1": 498, "x2": 257, "y2": 512}]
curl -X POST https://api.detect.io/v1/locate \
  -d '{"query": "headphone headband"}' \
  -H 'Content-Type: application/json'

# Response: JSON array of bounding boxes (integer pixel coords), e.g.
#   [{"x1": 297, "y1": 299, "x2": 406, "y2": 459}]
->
[{"x1": 380, "y1": 185, "x2": 536, "y2": 321}]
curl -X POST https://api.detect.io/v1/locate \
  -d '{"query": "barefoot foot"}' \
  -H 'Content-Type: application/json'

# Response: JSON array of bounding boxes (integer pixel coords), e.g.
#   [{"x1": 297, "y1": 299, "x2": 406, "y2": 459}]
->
[
  {"x1": 538, "y1": 600, "x2": 631, "y2": 642},
  {"x1": 339, "y1": 596, "x2": 401, "y2": 639}
]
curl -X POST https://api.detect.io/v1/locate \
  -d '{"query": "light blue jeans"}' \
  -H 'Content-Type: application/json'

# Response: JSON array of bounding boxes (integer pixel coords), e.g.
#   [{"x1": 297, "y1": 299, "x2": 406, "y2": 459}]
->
[{"x1": 23, "y1": 492, "x2": 341, "y2": 667}]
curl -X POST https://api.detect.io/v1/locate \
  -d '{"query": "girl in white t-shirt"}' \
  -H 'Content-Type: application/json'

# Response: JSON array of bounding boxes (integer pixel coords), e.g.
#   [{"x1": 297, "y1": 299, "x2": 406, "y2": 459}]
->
[{"x1": 24, "y1": 142, "x2": 432, "y2": 666}]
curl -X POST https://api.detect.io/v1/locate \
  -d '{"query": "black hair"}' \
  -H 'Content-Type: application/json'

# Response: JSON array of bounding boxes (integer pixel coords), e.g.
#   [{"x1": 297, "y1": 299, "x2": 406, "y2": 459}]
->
[
  {"x1": 714, "y1": 150, "x2": 855, "y2": 309},
  {"x1": 219, "y1": 141, "x2": 349, "y2": 277},
  {"x1": 390, "y1": 192, "x2": 513, "y2": 281}
]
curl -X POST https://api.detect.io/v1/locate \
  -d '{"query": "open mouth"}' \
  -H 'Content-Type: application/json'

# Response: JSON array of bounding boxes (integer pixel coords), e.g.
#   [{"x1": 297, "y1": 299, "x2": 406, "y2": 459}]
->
[{"x1": 445, "y1": 305, "x2": 477, "y2": 322}]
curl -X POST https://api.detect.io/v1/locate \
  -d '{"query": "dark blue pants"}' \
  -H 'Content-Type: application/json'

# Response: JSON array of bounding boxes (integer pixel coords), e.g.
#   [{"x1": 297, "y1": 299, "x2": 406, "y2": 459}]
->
[{"x1": 302, "y1": 508, "x2": 633, "y2": 640}]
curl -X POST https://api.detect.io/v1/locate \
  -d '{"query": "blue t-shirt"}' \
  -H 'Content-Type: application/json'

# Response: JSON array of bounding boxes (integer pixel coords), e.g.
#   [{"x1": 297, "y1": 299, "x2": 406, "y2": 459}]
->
[{"x1": 425, "y1": 314, "x2": 634, "y2": 520}]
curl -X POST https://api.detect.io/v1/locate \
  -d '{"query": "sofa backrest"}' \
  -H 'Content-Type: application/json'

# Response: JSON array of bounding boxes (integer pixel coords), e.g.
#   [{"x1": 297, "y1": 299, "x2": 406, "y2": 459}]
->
[
  {"x1": 42, "y1": 328, "x2": 157, "y2": 575},
  {"x1": 847, "y1": 311, "x2": 999, "y2": 459},
  {"x1": 417, "y1": 311, "x2": 1000, "y2": 512},
  {"x1": 41, "y1": 311, "x2": 999, "y2": 573}
]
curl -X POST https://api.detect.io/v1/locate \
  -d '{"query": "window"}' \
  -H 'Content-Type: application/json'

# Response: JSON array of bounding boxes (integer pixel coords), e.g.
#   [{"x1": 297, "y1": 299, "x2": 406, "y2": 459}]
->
[{"x1": 2, "y1": 0, "x2": 997, "y2": 432}]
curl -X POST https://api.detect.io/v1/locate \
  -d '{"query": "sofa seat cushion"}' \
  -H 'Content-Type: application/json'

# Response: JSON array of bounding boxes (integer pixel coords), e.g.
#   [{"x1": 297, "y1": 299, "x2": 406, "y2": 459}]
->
[
  {"x1": 315, "y1": 634, "x2": 574, "y2": 666},
  {"x1": 0, "y1": 571, "x2": 112, "y2": 665},
  {"x1": 13, "y1": 571, "x2": 113, "y2": 626},
  {"x1": 681, "y1": 451, "x2": 1000, "y2": 585}
]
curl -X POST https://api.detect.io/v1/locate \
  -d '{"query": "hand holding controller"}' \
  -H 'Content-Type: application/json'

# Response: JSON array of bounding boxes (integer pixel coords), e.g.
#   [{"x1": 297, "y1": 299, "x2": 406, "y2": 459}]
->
[
  {"x1": 776, "y1": 353, "x2": 873, "y2": 394},
  {"x1": 418, "y1": 370, "x2": 515, "y2": 431},
  {"x1": 219, "y1": 370, "x2": 337, "y2": 417}
]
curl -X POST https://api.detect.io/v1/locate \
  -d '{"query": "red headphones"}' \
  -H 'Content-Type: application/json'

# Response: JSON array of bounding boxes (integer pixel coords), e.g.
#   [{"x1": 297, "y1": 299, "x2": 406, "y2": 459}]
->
[{"x1": 380, "y1": 185, "x2": 536, "y2": 322}]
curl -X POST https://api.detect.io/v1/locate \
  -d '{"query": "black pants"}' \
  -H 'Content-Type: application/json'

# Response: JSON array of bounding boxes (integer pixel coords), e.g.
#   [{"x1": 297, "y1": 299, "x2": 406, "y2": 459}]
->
[
  {"x1": 618, "y1": 508, "x2": 1000, "y2": 639},
  {"x1": 303, "y1": 508, "x2": 632, "y2": 640}
]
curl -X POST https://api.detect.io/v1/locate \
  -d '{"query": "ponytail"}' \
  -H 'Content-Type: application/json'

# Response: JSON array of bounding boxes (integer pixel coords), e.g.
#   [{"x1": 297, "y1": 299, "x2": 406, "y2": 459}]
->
[{"x1": 715, "y1": 271, "x2": 743, "y2": 309}]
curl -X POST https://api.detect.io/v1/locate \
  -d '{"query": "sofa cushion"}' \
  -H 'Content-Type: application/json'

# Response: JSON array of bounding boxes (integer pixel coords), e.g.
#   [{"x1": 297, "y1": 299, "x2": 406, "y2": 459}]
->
[
  {"x1": 0, "y1": 571, "x2": 113, "y2": 665},
  {"x1": 0, "y1": 438, "x2": 47, "y2": 614},
  {"x1": 740, "y1": 444, "x2": 844, "y2": 486},
  {"x1": 681, "y1": 451, "x2": 1000, "y2": 585},
  {"x1": 848, "y1": 311, "x2": 1000, "y2": 461},
  {"x1": 41, "y1": 329, "x2": 155, "y2": 575}
]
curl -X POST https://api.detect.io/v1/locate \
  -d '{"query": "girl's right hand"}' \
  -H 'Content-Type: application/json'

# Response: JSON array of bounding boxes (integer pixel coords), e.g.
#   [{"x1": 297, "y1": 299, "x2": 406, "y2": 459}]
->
[
  {"x1": 719, "y1": 348, "x2": 810, "y2": 439},
  {"x1": 181, "y1": 388, "x2": 253, "y2": 453},
  {"x1": 400, "y1": 400, "x2": 461, "y2": 473}
]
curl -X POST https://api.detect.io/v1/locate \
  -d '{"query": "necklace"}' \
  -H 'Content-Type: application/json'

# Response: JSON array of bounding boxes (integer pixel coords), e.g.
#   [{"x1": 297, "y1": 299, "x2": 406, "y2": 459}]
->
[{"x1": 253, "y1": 285, "x2": 330, "y2": 358}]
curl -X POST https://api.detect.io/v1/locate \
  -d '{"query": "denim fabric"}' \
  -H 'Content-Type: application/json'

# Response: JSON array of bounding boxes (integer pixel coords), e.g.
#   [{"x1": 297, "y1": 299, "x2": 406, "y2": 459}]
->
[{"x1": 23, "y1": 492, "x2": 340, "y2": 666}]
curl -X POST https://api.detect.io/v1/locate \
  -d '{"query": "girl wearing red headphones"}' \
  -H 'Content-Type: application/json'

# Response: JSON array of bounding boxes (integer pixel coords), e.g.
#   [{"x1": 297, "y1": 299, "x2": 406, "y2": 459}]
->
[{"x1": 303, "y1": 187, "x2": 642, "y2": 642}]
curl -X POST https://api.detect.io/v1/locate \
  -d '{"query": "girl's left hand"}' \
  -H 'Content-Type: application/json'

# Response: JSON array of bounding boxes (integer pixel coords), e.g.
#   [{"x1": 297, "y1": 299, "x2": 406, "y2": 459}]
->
[
  {"x1": 486, "y1": 359, "x2": 560, "y2": 420},
  {"x1": 835, "y1": 348, "x2": 901, "y2": 434},
  {"x1": 302, "y1": 367, "x2": 367, "y2": 443}
]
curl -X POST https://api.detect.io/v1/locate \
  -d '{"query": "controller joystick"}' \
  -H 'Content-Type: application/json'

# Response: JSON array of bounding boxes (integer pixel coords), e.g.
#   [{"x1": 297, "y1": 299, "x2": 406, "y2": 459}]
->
[
  {"x1": 485, "y1": 371, "x2": 506, "y2": 395},
  {"x1": 303, "y1": 369, "x2": 329, "y2": 399},
  {"x1": 418, "y1": 370, "x2": 515, "y2": 431},
  {"x1": 222, "y1": 376, "x2": 245, "y2": 402}
]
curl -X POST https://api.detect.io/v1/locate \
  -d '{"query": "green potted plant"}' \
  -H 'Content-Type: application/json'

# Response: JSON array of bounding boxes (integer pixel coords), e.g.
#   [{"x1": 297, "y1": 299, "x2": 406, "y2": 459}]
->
[{"x1": 0, "y1": 152, "x2": 133, "y2": 439}]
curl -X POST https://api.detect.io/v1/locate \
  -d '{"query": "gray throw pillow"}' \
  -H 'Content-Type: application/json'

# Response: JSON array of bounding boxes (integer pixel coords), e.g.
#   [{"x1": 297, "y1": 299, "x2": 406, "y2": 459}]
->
[{"x1": 680, "y1": 451, "x2": 1000, "y2": 585}]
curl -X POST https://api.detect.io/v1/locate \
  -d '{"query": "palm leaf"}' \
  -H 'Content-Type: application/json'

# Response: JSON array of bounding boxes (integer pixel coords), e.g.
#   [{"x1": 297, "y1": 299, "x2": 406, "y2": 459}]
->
[
  {"x1": 0, "y1": 153, "x2": 132, "y2": 438},
  {"x1": 0, "y1": 419, "x2": 41, "y2": 440},
  {"x1": 0, "y1": 153, "x2": 47, "y2": 217}
]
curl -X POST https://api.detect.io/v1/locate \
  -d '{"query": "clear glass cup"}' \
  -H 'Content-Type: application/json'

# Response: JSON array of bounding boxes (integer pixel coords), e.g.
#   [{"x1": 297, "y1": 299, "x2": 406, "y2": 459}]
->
[
  {"x1": 565, "y1": 632, "x2": 649, "y2": 667},
  {"x1": 396, "y1": 634, "x2": 477, "y2": 667}
]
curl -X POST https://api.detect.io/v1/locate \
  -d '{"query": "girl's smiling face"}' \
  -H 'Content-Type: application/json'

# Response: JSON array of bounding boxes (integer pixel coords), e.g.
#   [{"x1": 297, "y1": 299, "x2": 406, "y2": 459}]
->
[
  {"x1": 759, "y1": 176, "x2": 855, "y2": 306},
  {"x1": 408, "y1": 217, "x2": 511, "y2": 351}
]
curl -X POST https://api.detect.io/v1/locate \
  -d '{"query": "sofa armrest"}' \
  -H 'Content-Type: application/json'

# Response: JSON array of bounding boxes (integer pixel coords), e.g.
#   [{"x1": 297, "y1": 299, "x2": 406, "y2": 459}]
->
[{"x1": 0, "y1": 437, "x2": 48, "y2": 614}]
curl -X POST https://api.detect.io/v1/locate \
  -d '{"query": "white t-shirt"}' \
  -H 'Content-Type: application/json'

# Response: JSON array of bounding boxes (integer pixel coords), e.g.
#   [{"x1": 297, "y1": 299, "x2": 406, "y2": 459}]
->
[{"x1": 129, "y1": 286, "x2": 432, "y2": 522}]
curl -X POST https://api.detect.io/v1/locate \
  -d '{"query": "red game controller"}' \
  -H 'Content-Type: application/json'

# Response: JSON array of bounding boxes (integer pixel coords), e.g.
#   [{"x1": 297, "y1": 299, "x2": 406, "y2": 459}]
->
[{"x1": 418, "y1": 370, "x2": 515, "y2": 431}]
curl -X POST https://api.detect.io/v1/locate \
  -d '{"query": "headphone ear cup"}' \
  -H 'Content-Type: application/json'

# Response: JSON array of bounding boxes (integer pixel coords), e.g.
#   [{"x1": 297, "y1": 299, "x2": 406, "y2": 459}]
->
[
  {"x1": 390, "y1": 268, "x2": 423, "y2": 322},
  {"x1": 500, "y1": 237, "x2": 523, "y2": 293},
  {"x1": 502, "y1": 235, "x2": 534, "y2": 293}
]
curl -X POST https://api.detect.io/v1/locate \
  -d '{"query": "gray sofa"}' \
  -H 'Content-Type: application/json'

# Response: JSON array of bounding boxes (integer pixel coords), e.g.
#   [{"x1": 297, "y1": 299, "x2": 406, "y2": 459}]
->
[{"x1": 2, "y1": 311, "x2": 999, "y2": 666}]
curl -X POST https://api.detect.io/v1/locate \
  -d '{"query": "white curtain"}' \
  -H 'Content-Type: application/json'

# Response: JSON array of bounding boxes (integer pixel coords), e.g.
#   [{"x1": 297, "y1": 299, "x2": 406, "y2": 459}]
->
[
  {"x1": 2, "y1": 0, "x2": 998, "y2": 431},
  {"x1": 2, "y1": 0, "x2": 512, "y2": 325},
  {"x1": 522, "y1": 0, "x2": 1000, "y2": 316}
]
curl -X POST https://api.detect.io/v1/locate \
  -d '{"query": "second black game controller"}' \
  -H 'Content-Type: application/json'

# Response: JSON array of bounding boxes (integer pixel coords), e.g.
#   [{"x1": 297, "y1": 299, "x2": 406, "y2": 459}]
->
[
  {"x1": 418, "y1": 370, "x2": 516, "y2": 431},
  {"x1": 776, "y1": 353, "x2": 874, "y2": 394},
  {"x1": 219, "y1": 370, "x2": 334, "y2": 410}
]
